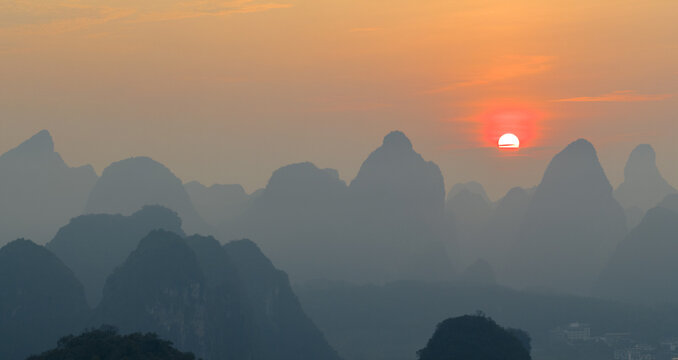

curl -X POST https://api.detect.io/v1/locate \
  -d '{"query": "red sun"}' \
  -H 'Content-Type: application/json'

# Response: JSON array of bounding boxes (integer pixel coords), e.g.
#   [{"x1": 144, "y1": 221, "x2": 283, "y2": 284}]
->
[
  {"x1": 498, "y1": 133, "x2": 520, "y2": 149},
  {"x1": 476, "y1": 105, "x2": 543, "y2": 150}
]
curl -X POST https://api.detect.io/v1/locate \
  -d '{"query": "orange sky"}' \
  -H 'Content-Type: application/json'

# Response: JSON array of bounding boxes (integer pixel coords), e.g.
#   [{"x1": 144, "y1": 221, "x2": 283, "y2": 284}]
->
[{"x1": 1, "y1": 0, "x2": 676, "y2": 199}]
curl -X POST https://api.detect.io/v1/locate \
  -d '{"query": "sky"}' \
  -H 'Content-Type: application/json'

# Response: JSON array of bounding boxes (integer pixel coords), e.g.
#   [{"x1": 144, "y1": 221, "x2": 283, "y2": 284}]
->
[{"x1": 1, "y1": 0, "x2": 676, "y2": 200}]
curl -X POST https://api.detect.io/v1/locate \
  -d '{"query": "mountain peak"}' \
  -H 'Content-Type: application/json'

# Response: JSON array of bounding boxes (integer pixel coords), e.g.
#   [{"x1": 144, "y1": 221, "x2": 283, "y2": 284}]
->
[
  {"x1": 630, "y1": 143, "x2": 655, "y2": 159},
  {"x1": 509, "y1": 138, "x2": 626, "y2": 294},
  {"x1": 624, "y1": 144, "x2": 658, "y2": 178},
  {"x1": 561, "y1": 138, "x2": 596, "y2": 157},
  {"x1": 1, "y1": 238, "x2": 39, "y2": 255},
  {"x1": 13, "y1": 130, "x2": 54, "y2": 155},
  {"x1": 382, "y1": 131, "x2": 412, "y2": 150},
  {"x1": 539, "y1": 138, "x2": 609, "y2": 193},
  {"x1": 85, "y1": 156, "x2": 208, "y2": 234},
  {"x1": 615, "y1": 144, "x2": 676, "y2": 212},
  {"x1": 447, "y1": 181, "x2": 490, "y2": 203},
  {"x1": 265, "y1": 162, "x2": 347, "y2": 196},
  {"x1": 269, "y1": 162, "x2": 323, "y2": 182},
  {"x1": 418, "y1": 315, "x2": 531, "y2": 360}
]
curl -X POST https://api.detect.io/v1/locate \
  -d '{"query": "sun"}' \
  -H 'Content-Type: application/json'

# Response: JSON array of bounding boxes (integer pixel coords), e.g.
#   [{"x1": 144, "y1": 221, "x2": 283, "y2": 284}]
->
[{"x1": 498, "y1": 133, "x2": 520, "y2": 149}]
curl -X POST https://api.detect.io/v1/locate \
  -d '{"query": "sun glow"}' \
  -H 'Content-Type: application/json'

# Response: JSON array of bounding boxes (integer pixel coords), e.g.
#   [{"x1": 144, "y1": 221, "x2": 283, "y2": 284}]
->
[
  {"x1": 475, "y1": 104, "x2": 544, "y2": 150},
  {"x1": 498, "y1": 133, "x2": 520, "y2": 149}
]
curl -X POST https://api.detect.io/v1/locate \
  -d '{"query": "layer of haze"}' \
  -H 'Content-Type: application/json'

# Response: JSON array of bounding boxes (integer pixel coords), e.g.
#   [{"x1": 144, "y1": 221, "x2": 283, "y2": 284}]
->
[{"x1": 1, "y1": 0, "x2": 676, "y2": 199}]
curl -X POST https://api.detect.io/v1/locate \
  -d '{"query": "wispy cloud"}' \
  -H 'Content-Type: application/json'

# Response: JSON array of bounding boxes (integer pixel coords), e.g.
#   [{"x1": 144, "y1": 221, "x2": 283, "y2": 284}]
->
[
  {"x1": 426, "y1": 55, "x2": 555, "y2": 94},
  {"x1": 554, "y1": 90, "x2": 673, "y2": 103},
  {"x1": 133, "y1": 1, "x2": 293, "y2": 23},
  {"x1": 0, "y1": 3, "x2": 135, "y2": 36},
  {"x1": 0, "y1": 0, "x2": 292, "y2": 36}
]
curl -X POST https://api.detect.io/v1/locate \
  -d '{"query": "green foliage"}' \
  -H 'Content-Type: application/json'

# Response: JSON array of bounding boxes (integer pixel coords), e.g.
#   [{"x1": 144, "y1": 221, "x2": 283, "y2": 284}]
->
[
  {"x1": 27, "y1": 326, "x2": 197, "y2": 360},
  {"x1": 506, "y1": 328, "x2": 532, "y2": 353},
  {"x1": 296, "y1": 281, "x2": 678, "y2": 360},
  {"x1": 416, "y1": 314, "x2": 531, "y2": 360}
]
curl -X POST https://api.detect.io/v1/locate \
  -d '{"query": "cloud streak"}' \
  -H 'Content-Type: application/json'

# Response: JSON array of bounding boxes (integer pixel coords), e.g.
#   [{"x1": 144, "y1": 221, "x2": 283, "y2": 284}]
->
[
  {"x1": 132, "y1": 1, "x2": 293, "y2": 23},
  {"x1": 0, "y1": 0, "x2": 292, "y2": 36},
  {"x1": 0, "y1": 3, "x2": 135, "y2": 36},
  {"x1": 426, "y1": 55, "x2": 555, "y2": 94},
  {"x1": 554, "y1": 90, "x2": 673, "y2": 103}
]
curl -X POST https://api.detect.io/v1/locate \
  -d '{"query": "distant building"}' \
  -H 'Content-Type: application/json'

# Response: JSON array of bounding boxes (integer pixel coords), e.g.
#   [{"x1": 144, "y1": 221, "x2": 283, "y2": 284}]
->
[
  {"x1": 550, "y1": 322, "x2": 593, "y2": 344},
  {"x1": 660, "y1": 338, "x2": 678, "y2": 352},
  {"x1": 604, "y1": 333, "x2": 633, "y2": 348},
  {"x1": 659, "y1": 338, "x2": 678, "y2": 360},
  {"x1": 562, "y1": 322, "x2": 592, "y2": 341},
  {"x1": 549, "y1": 323, "x2": 667, "y2": 360},
  {"x1": 614, "y1": 343, "x2": 656, "y2": 360}
]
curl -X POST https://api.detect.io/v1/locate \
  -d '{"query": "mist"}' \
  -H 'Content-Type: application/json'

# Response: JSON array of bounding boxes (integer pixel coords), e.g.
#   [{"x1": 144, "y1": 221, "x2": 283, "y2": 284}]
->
[
  {"x1": 2, "y1": 1, "x2": 678, "y2": 359},
  {"x1": 1, "y1": 128, "x2": 677, "y2": 359}
]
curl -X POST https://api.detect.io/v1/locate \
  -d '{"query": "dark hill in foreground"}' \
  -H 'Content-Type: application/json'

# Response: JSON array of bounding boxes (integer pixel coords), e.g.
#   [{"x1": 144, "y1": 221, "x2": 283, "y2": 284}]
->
[
  {"x1": 47, "y1": 205, "x2": 185, "y2": 306},
  {"x1": 296, "y1": 281, "x2": 678, "y2": 360},
  {"x1": 92, "y1": 230, "x2": 341, "y2": 360},
  {"x1": 92, "y1": 230, "x2": 207, "y2": 357},
  {"x1": 417, "y1": 314, "x2": 531, "y2": 360},
  {"x1": 27, "y1": 326, "x2": 196, "y2": 360},
  {"x1": 0, "y1": 239, "x2": 89, "y2": 360},
  {"x1": 224, "y1": 239, "x2": 342, "y2": 360}
]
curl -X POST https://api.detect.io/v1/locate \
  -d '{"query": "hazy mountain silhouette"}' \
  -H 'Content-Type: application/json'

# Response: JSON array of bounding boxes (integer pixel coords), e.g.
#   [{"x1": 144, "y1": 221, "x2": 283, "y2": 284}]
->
[
  {"x1": 224, "y1": 239, "x2": 342, "y2": 360},
  {"x1": 446, "y1": 184, "x2": 534, "y2": 278},
  {"x1": 211, "y1": 131, "x2": 451, "y2": 284},
  {"x1": 237, "y1": 161, "x2": 349, "y2": 282},
  {"x1": 417, "y1": 314, "x2": 531, "y2": 360},
  {"x1": 489, "y1": 187, "x2": 532, "y2": 240},
  {"x1": 297, "y1": 280, "x2": 677, "y2": 360},
  {"x1": 346, "y1": 131, "x2": 452, "y2": 282},
  {"x1": 0, "y1": 239, "x2": 89, "y2": 360},
  {"x1": 596, "y1": 206, "x2": 678, "y2": 304},
  {"x1": 184, "y1": 235, "x2": 253, "y2": 360},
  {"x1": 0, "y1": 130, "x2": 97, "y2": 245},
  {"x1": 84, "y1": 157, "x2": 208, "y2": 234},
  {"x1": 92, "y1": 230, "x2": 340, "y2": 359},
  {"x1": 445, "y1": 184, "x2": 493, "y2": 268},
  {"x1": 47, "y1": 205, "x2": 185, "y2": 306},
  {"x1": 93, "y1": 230, "x2": 209, "y2": 357},
  {"x1": 447, "y1": 181, "x2": 491, "y2": 204},
  {"x1": 460, "y1": 259, "x2": 497, "y2": 285},
  {"x1": 509, "y1": 139, "x2": 626, "y2": 295},
  {"x1": 350, "y1": 131, "x2": 445, "y2": 229},
  {"x1": 623, "y1": 206, "x2": 645, "y2": 231},
  {"x1": 483, "y1": 187, "x2": 533, "y2": 275},
  {"x1": 658, "y1": 193, "x2": 678, "y2": 213},
  {"x1": 27, "y1": 326, "x2": 197, "y2": 360},
  {"x1": 4, "y1": 129, "x2": 678, "y2": 360},
  {"x1": 185, "y1": 181, "x2": 250, "y2": 239},
  {"x1": 615, "y1": 144, "x2": 676, "y2": 213}
]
